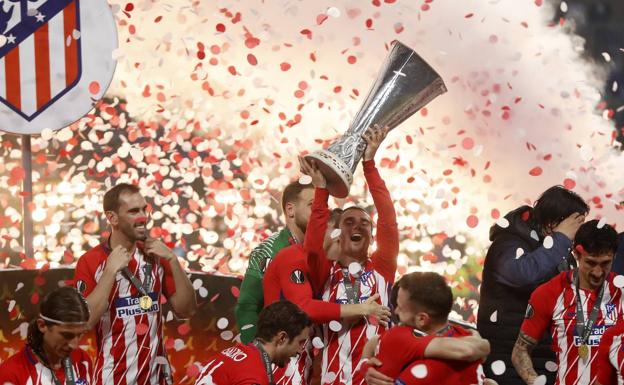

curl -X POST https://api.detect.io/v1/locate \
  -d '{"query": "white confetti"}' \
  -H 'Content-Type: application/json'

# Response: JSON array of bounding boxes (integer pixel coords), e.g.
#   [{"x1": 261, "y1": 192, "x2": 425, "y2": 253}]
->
[
  {"x1": 410, "y1": 364, "x2": 428, "y2": 379},
  {"x1": 613, "y1": 81, "x2": 619, "y2": 93},
  {"x1": 220, "y1": 330, "x2": 234, "y2": 340},
  {"x1": 530, "y1": 230, "x2": 539, "y2": 241},
  {"x1": 192, "y1": 278, "x2": 203, "y2": 290},
  {"x1": 597, "y1": 217, "x2": 606, "y2": 229},
  {"x1": 329, "y1": 321, "x2": 342, "y2": 332},
  {"x1": 489, "y1": 310, "x2": 498, "y2": 323},
  {"x1": 543, "y1": 236, "x2": 554, "y2": 249},
  {"x1": 331, "y1": 229, "x2": 341, "y2": 239},
  {"x1": 198, "y1": 287, "x2": 208, "y2": 298},
  {"x1": 491, "y1": 360, "x2": 506, "y2": 375},
  {"x1": 496, "y1": 218, "x2": 510, "y2": 228},
  {"x1": 298, "y1": 175, "x2": 312, "y2": 185},
  {"x1": 312, "y1": 337, "x2": 325, "y2": 349},
  {"x1": 560, "y1": 1, "x2": 568, "y2": 13},
  {"x1": 217, "y1": 317, "x2": 229, "y2": 330},
  {"x1": 613, "y1": 275, "x2": 624, "y2": 289},
  {"x1": 602, "y1": 52, "x2": 611, "y2": 62},
  {"x1": 545, "y1": 361, "x2": 558, "y2": 372},
  {"x1": 534, "y1": 375, "x2": 547, "y2": 385},
  {"x1": 326, "y1": 7, "x2": 341, "y2": 18},
  {"x1": 516, "y1": 248, "x2": 525, "y2": 259},
  {"x1": 348, "y1": 262, "x2": 362, "y2": 276},
  {"x1": 241, "y1": 324, "x2": 254, "y2": 330}
]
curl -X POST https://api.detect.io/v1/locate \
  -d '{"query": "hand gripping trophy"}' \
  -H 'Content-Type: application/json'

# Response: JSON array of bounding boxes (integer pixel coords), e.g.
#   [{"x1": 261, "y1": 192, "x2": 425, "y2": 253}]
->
[{"x1": 305, "y1": 41, "x2": 447, "y2": 198}]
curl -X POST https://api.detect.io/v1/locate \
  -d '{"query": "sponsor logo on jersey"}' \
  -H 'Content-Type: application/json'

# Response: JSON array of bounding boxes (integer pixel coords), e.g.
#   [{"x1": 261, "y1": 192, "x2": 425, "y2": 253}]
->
[
  {"x1": 572, "y1": 325, "x2": 609, "y2": 346},
  {"x1": 221, "y1": 347, "x2": 248, "y2": 362},
  {"x1": 114, "y1": 292, "x2": 159, "y2": 317}
]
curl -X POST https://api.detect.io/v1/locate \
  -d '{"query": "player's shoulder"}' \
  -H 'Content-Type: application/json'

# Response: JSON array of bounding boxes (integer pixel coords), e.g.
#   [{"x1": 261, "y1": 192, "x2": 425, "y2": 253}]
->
[
  {"x1": 382, "y1": 325, "x2": 421, "y2": 342},
  {"x1": 271, "y1": 245, "x2": 305, "y2": 266},
  {"x1": 252, "y1": 229, "x2": 288, "y2": 255},
  {"x1": 534, "y1": 271, "x2": 569, "y2": 296},
  {"x1": 76, "y1": 243, "x2": 108, "y2": 264},
  {"x1": 0, "y1": 347, "x2": 30, "y2": 374}
]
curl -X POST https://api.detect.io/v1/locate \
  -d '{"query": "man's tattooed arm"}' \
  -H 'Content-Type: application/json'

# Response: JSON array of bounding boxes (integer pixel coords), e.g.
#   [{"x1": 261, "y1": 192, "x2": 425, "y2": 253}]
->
[{"x1": 511, "y1": 331, "x2": 539, "y2": 385}]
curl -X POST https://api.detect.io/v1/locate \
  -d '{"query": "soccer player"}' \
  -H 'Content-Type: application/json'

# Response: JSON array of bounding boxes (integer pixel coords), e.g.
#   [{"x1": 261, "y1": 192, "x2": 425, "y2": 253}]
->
[
  {"x1": 0, "y1": 286, "x2": 92, "y2": 385},
  {"x1": 596, "y1": 320, "x2": 624, "y2": 385},
  {"x1": 357, "y1": 272, "x2": 490, "y2": 385},
  {"x1": 236, "y1": 180, "x2": 315, "y2": 344},
  {"x1": 73, "y1": 183, "x2": 197, "y2": 385},
  {"x1": 478, "y1": 186, "x2": 588, "y2": 385},
  {"x1": 194, "y1": 301, "x2": 312, "y2": 385},
  {"x1": 303, "y1": 124, "x2": 400, "y2": 385},
  {"x1": 263, "y1": 207, "x2": 391, "y2": 385},
  {"x1": 512, "y1": 220, "x2": 621, "y2": 385}
]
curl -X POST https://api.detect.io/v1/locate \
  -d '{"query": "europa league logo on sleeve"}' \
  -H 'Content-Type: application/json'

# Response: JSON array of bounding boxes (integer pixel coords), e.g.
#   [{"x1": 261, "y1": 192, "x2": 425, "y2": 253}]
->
[{"x1": 305, "y1": 41, "x2": 447, "y2": 198}]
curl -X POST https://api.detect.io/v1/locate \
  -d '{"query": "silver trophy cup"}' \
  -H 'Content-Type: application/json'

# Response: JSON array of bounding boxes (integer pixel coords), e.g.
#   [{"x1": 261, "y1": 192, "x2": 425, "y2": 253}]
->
[{"x1": 306, "y1": 41, "x2": 447, "y2": 198}]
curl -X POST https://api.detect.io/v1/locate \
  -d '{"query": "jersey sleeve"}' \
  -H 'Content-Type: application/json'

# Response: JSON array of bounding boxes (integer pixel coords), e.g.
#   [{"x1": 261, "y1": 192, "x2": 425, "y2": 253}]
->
[
  {"x1": 363, "y1": 160, "x2": 399, "y2": 281},
  {"x1": 159, "y1": 259, "x2": 177, "y2": 298},
  {"x1": 305, "y1": 187, "x2": 333, "y2": 296},
  {"x1": 519, "y1": 280, "x2": 556, "y2": 341},
  {"x1": 273, "y1": 249, "x2": 341, "y2": 323},
  {"x1": 375, "y1": 328, "x2": 435, "y2": 378},
  {"x1": 73, "y1": 253, "x2": 98, "y2": 298},
  {"x1": 596, "y1": 325, "x2": 618, "y2": 385}
]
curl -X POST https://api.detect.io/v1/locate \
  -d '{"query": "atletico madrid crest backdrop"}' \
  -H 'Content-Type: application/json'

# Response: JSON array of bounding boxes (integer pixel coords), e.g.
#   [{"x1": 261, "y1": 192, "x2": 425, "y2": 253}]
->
[{"x1": 0, "y1": 0, "x2": 117, "y2": 134}]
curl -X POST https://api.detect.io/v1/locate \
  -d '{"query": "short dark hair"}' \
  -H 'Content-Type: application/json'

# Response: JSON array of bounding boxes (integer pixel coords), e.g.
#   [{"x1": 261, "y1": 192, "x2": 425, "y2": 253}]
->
[
  {"x1": 281, "y1": 181, "x2": 313, "y2": 214},
  {"x1": 397, "y1": 272, "x2": 453, "y2": 323},
  {"x1": 256, "y1": 301, "x2": 311, "y2": 342},
  {"x1": 103, "y1": 183, "x2": 140, "y2": 213},
  {"x1": 533, "y1": 186, "x2": 589, "y2": 234},
  {"x1": 27, "y1": 287, "x2": 90, "y2": 354},
  {"x1": 574, "y1": 219, "x2": 618, "y2": 256}
]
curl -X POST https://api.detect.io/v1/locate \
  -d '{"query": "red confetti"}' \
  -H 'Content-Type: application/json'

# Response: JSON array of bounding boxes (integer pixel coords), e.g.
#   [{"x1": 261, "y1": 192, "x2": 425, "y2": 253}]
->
[
  {"x1": 534, "y1": 0, "x2": 543, "y2": 6},
  {"x1": 231, "y1": 286, "x2": 240, "y2": 298},
  {"x1": 124, "y1": 3, "x2": 134, "y2": 12},
  {"x1": 216, "y1": 23, "x2": 226, "y2": 32},
  {"x1": 89, "y1": 81, "x2": 101, "y2": 95},
  {"x1": 280, "y1": 62, "x2": 291, "y2": 71},
  {"x1": 347, "y1": 55, "x2": 357, "y2": 64},
  {"x1": 177, "y1": 323, "x2": 191, "y2": 336},
  {"x1": 316, "y1": 14, "x2": 328, "y2": 25},
  {"x1": 528, "y1": 166, "x2": 542, "y2": 176},
  {"x1": 186, "y1": 364, "x2": 200, "y2": 378},
  {"x1": 247, "y1": 54, "x2": 257, "y2": 66},
  {"x1": 466, "y1": 215, "x2": 479, "y2": 228},
  {"x1": 465, "y1": 13, "x2": 474, "y2": 18},
  {"x1": 563, "y1": 178, "x2": 576, "y2": 189},
  {"x1": 461, "y1": 137, "x2": 474, "y2": 150}
]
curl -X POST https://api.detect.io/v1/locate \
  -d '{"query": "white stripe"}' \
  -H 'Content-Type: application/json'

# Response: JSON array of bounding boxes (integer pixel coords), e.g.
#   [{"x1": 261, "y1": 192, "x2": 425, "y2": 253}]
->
[
  {"x1": 47, "y1": 10, "x2": 66, "y2": 98},
  {"x1": 18, "y1": 31, "x2": 36, "y2": 115},
  {"x1": 0, "y1": 58, "x2": 5, "y2": 99},
  {"x1": 552, "y1": 290, "x2": 569, "y2": 384}
]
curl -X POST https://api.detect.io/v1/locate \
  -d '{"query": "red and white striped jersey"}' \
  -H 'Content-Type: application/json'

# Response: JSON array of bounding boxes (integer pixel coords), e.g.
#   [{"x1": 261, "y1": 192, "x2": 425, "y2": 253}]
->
[
  {"x1": 520, "y1": 271, "x2": 624, "y2": 385},
  {"x1": 194, "y1": 343, "x2": 270, "y2": 385},
  {"x1": 272, "y1": 337, "x2": 314, "y2": 385},
  {"x1": 596, "y1": 320, "x2": 624, "y2": 385},
  {"x1": 319, "y1": 260, "x2": 393, "y2": 385},
  {"x1": 74, "y1": 243, "x2": 177, "y2": 385},
  {"x1": 0, "y1": 346, "x2": 92, "y2": 385}
]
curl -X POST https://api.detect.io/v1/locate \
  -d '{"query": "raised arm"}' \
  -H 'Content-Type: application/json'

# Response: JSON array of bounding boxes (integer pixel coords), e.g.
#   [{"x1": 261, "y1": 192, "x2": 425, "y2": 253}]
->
[
  {"x1": 300, "y1": 156, "x2": 333, "y2": 295},
  {"x1": 362, "y1": 125, "x2": 399, "y2": 279}
]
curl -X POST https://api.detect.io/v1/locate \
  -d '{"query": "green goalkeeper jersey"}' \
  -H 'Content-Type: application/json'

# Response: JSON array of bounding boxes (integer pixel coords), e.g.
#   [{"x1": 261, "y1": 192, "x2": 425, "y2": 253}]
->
[{"x1": 235, "y1": 227, "x2": 296, "y2": 343}]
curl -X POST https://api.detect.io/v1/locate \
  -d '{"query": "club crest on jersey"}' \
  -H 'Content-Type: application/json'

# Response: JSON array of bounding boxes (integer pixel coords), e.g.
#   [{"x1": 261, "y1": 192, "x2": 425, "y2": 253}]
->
[
  {"x1": 290, "y1": 269, "x2": 305, "y2": 284},
  {"x1": 605, "y1": 303, "x2": 617, "y2": 322},
  {"x1": 360, "y1": 270, "x2": 376, "y2": 288},
  {"x1": 75, "y1": 379, "x2": 87, "y2": 385},
  {"x1": 115, "y1": 292, "x2": 159, "y2": 317},
  {"x1": 0, "y1": 0, "x2": 82, "y2": 120}
]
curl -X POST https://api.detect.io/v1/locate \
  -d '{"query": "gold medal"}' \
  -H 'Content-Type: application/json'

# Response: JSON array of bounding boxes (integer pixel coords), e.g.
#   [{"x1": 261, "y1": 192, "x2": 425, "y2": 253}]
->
[
  {"x1": 578, "y1": 343, "x2": 589, "y2": 360},
  {"x1": 139, "y1": 295, "x2": 153, "y2": 310}
]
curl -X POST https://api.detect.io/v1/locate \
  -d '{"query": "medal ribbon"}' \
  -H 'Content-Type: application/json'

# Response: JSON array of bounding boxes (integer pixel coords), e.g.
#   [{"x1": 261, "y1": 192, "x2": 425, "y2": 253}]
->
[
  {"x1": 574, "y1": 271, "x2": 604, "y2": 347},
  {"x1": 121, "y1": 263, "x2": 152, "y2": 297},
  {"x1": 343, "y1": 270, "x2": 361, "y2": 305},
  {"x1": 31, "y1": 347, "x2": 76, "y2": 385},
  {"x1": 253, "y1": 340, "x2": 275, "y2": 385}
]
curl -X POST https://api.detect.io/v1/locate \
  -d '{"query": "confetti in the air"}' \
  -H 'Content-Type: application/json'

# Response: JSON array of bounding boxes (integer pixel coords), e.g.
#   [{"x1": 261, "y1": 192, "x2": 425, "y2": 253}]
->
[
  {"x1": 410, "y1": 364, "x2": 428, "y2": 379},
  {"x1": 491, "y1": 360, "x2": 506, "y2": 375}
]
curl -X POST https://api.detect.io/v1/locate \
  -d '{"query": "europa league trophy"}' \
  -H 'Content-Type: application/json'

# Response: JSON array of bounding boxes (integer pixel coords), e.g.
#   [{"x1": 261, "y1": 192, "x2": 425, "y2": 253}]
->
[{"x1": 305, "y1": 41, "x2": 447, "y2": 198}]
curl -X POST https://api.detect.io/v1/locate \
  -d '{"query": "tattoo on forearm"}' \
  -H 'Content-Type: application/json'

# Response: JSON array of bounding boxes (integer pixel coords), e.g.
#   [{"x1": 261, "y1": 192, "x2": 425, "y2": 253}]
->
[{"x1": 512, "y1": 332, "x2": 538, "y2": 384}]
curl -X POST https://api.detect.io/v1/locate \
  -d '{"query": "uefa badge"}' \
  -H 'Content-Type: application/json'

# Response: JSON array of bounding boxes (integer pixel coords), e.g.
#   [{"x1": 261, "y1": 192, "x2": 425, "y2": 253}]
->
[{"x1": 0, "y1": 0, "x2": 117, "y2": 134}]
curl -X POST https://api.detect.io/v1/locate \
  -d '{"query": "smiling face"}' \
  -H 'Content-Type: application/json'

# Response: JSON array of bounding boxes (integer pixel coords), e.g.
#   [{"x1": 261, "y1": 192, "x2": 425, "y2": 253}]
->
[
  {"x1": 107, "y1": 191, "x2": 149, "y2": 242},
  {"x1": 338, "y1": 208, "x2": 372, "y2": 261}
]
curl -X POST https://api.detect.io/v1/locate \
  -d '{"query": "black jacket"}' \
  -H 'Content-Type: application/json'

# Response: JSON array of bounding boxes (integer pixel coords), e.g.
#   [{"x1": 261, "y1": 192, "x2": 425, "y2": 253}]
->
[{"x1": 477, "y1": 206, "x2": 572, "y2": 384}]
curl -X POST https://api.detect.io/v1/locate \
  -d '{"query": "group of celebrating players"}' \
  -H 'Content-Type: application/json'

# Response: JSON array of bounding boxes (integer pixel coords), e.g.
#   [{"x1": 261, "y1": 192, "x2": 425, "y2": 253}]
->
[{"x1": 0, "y1": 124, "x2": 623, "y2": 385}]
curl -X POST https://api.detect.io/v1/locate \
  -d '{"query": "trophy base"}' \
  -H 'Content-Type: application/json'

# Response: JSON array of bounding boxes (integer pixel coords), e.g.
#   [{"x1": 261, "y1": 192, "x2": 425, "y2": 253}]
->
[{"x1": 305, "y1": 150, "x2": 353, "y2": 198}]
